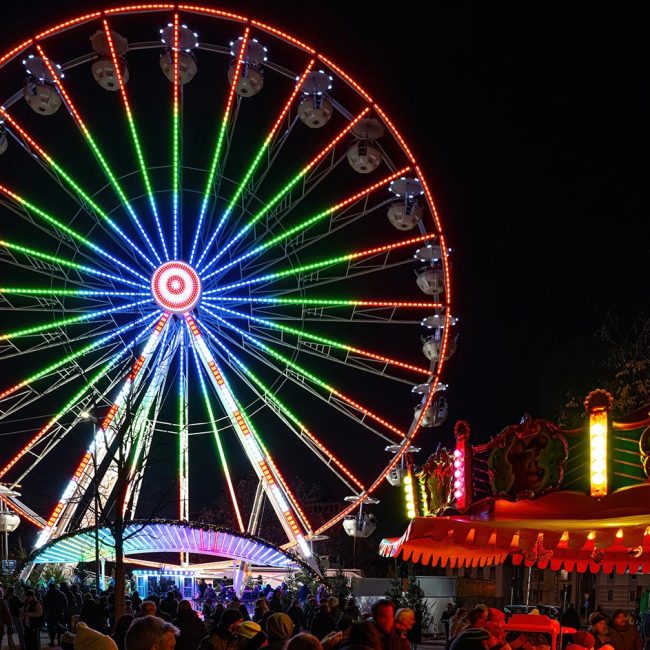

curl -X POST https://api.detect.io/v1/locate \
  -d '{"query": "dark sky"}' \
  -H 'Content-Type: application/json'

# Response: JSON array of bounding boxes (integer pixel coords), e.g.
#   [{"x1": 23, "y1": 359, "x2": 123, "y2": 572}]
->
[{"x1": 1, "y1": 2, "x2": 645, "y2": 547}]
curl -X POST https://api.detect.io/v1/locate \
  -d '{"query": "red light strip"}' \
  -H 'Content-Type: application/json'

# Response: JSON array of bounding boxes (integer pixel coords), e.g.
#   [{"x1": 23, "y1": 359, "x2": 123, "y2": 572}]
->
[
  {"x1": 103, "y1": 5, "x2": 175, "y2": 14},
  {"x1": 35, "y1": 13, "x2": 102, "y2": 40},
  {"x1": 178, "y1": 5, "x2": 249, "y2": 22},
  {"x1": 347, "y1": 233, "x2": 431, "y2": 261},
  {"x1": 0, "y1": 38, "x2": 33, "y2": 67},
  {"x1": 250, "y1": 20, "x2": 316, "y2": 54},
  {"x1": 373, "y1": 105, "x2": 416, "y2": 164},
  {"x1": 317, "y1": 53, "x2": 372, "y2": 102},
  {"x1": 269, "y1": 60, "x2": 316, "y2": 139}
]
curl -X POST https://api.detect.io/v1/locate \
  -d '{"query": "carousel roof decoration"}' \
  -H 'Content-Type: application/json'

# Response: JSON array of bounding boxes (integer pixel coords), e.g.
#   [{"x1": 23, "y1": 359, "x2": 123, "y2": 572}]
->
[{"x1": 380, "y1": 390, "x2": 650, "y2": 573}]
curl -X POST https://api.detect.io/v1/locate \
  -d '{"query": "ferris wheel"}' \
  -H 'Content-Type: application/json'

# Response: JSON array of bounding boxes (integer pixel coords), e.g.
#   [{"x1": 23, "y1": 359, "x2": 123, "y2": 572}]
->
[{"x1": 0, "y1": 5, "x2": 455, "y2": 564}]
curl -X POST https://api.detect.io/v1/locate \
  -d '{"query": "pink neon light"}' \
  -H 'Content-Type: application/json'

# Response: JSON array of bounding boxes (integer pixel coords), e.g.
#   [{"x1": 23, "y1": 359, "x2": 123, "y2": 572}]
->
[{"x1": 151, "y1": 262, "x2": 201, "y2": 313}]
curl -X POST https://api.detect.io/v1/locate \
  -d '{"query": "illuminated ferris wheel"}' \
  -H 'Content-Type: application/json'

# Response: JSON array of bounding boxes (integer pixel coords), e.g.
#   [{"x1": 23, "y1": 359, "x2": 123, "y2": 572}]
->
[{"x1": 0, "y1": 4, "x2": 455, "y2": 564}]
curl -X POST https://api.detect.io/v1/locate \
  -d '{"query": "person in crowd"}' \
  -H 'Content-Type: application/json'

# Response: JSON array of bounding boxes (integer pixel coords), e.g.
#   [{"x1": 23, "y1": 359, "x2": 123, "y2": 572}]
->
[
  {"x1": 442, "y1": 605, "x2": 455, "y2": 640},
  {"x1": 4, "y1": 586, "x2": 23, "y2": 650},
  {"x1": 199, "y1": 609, "x2": 243, "y2": 650},
  {"x1": 137, "y1": 603, "x2": 158, "y2": 619},
  {"x1": 172, "y1": 600, "x2": 205, "y2": 650},
  {"x1": 75, "y1": 621, "x2": 119, "y2": 650},
  {"x1": 370, "y1": 599, "x2": 409, "y2": 650},
  {"x1": 60, "y1": 615, "x2": 79, "y2": 650},
  {"x1": 160, "y1": 595, "x2": 178, "y2": 621},
  {"x1": 130, "y1": 594, "x2": 142, "y2": 615},
  {"x1": 561, "y1": 605, "x2": 582, "y2": 631},
  {"x1": 450, "y1": 609, "x2": 469, "y2": 642},
  {"x1": 267, "y1": 592, "x2": 283, "y2": 615},
  {"x1": 339, "y1": 620, "x2": 381, "y2": 650},
  {"x1": 286, "y1": 633, "x2": 323, "y2": 650},
  {"x1": 237, "y1": 605, "x2": 250, "y2": 624},
  {"x1": 344, "y1": 600, "x2": 360, "y2": 623},
  {"x1": 234, "y1": 621, "x2": 266, "y2": 650},
  {"x1": 567, "y1": 632, "x2": 595, "y2": 650},
  {"x1": 125, "y1": 616, "x2": 179, "y2": 650},
  {"x1": 588, "y1": 613, "x2": 610, "y2": 650},
  {"x1": 266, "y1": 613, "x2": 294, "y2": 650},
  {"x1": 210, "y1": 604, "x2": 225, "y2": 625},
  {"x1": 395, "y1": 608, "x2": 417, "y2": 648},
  {"x1": 111, "y1": 615, "x2": 134, "y2": 650},
  {"x1": 21, "y1": 590, "x2": 44, "y2": 650},
  {"x1": 202, "y1": 600, "x2": 215, "y2": 621},
  {"x1": 287, "y1": 600, "x2": 306, "y2": 634},
  {"x1": 44, "y1": 583, "x2": 68, "y2": 646},
  {"x1": 310, "y1": 604, "x2": 335, "y2": 641},
  {"x1": 450, "y1": 628, "x2": 490, "y2": 650},
  {"x1": 1, "y1": 587, "x2": 15, "y2": 650},
  {"x1": 608, "y1": 610, "x2": 642, "y2": 650}
]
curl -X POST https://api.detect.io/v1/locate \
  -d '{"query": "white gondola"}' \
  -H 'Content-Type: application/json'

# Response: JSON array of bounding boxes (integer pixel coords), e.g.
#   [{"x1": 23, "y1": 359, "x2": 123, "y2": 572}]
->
[
  {"x1": 228, "y1": 37, "x2": 267, "y2": 97},
  {"x1": 414, "y1": 397, "x2": 448, "y2": 428},
  {"x1": 22, "y1": 56, "x2": 63, "y2": 115},
  {"x1": 343, "y1": 513, "x2": 377, "y2": 538},
  {"x1": 160, "y1": 23, "x2": 199, "y2": 85},
  {"x1": 416, "y1": 268, "x2": 445, "y2": 294},
  {"x1": 387, "y1": 201, "x2": 423, "y2": 230},
  {"x1": 90, "y1": 30, "x2": 129, "y2": 91},
  {"x1": 298, "y1": 70, "x2": 334, "y2": 128}
]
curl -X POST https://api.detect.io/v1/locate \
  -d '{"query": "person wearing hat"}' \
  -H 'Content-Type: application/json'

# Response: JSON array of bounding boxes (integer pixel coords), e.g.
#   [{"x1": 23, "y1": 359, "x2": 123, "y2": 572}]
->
[
  {"x1": 200, "y1": 609, "x2": 243, "y2": 650},
  {"x1": 588, "y1": 614, "x2": 611, "y2": 650},
  {"x1": 450, "y1": 627, "x2": 491, "y2": 650},
  {"x1": 267, "y1": 613, "x2": 294, "y2": 650},
  {"x1": 235, "y1": 621, "x2": 266, "y2": 650},
  {"x1": 75, "y1": 621, "x2": 119, "y2": 650}
]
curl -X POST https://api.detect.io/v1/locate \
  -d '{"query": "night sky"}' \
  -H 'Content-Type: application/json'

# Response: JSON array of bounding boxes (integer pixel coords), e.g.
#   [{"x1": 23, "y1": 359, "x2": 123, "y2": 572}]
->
[{"x1": 1, "y1": 2, "x2": 645, "y2": 548}]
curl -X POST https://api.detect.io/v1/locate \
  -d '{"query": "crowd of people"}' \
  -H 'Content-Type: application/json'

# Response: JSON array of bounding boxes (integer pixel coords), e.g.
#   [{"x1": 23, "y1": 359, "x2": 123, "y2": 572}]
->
[
  {"x1": 440, "y1": 603, "x2": 648, "y2": 650},
  {"x1": 0, "y1": 581, "x2": 417, "y2": 650}
]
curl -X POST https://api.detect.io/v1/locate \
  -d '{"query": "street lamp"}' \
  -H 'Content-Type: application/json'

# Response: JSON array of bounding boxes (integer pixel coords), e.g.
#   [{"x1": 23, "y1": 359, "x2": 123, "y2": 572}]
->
[{"x1": 80, "y1": 410, "x2": 102, "y2": 591}]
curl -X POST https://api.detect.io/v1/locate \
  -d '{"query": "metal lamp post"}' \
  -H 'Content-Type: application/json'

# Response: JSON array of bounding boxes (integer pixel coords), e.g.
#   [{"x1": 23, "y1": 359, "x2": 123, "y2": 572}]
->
[{"x1": 80, "y1": 411, "x2": 102, "y2": 591}]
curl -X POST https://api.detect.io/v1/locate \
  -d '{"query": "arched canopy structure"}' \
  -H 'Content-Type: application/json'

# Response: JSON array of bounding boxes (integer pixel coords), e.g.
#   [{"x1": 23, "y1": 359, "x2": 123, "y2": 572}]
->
[{"x1": 28, "y1": 520, "x2": 309, "y2": 571}]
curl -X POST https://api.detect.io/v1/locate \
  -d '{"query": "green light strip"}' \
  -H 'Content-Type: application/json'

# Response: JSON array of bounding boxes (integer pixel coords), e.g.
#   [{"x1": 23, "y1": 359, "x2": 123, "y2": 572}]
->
[
  {"x1": 0, "y1": 298, "x2": 150, "y2": 341},
  {"x1": 1, "y1": 240, "x2": 145, "y2": 289}
]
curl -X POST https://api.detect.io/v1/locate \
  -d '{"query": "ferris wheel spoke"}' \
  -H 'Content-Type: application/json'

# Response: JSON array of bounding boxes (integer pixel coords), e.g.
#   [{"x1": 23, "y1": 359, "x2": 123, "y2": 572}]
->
[
  {"x1": 0, "y1": 315, "x2": 165, "y2": 485},
  {"x1": 193, "y1": 56, "x2": 314, "y2": 266},
  {"x1": 0, "y1": 108, "x2": 159, "y2": 269},
  {"x1": 0, "y1": 239, "x2": 146, "y2": 290},
  {"x1": 8, "y1": 348, "x2": 136, "y2": 487},
  {"x1": 189, "y1": 336, "x2": 245, "y2": 532},
  {"x1": 206, "y1": 233, "x2": 430, "y2": 296},
  {"x1": 101, "y1": 20, "x2": 169, "y2": 260},
  {"x1": 188, "y1": 27, "x2": 251, "y2": 264},
  {"x1": 203, "y1": 167, "x2": 409, "y2": 282},
  {"x1": 171, "y1": 13, "x2": 182, "y2": 259},
  {"x1": 200, "y1": 309, "x2": 406, "y2": 441},
  {"x1": 0, "y1": 337, "x2": 125, "y2": 422},
  {"x1": 200, "y1": 315, "x2": 401, "y2": 448},
  {"x1": 35, "y1": 313, "x2": 171, "y2": 545},
  {"x1": 0, "y1": 311, "x2": 157, "y2": 402},
  {"x1": 35, "y1": 44, "x2": 161, "y2": 266},
  {"x1": 205, "y1": 330, "x2": 365, "y2": 493},
  {"x1": 198, "y1": 107, "x2": 371, "y2": 275},
  {"x1": 202, "y1": 302, "x2": 430, "y2": 380},
  {"x1": 0, "y1": 183, "x2": 149, "y2": 283},
  {"x1": 0, "y1": 287, "x2": 149, "y2": 300},
  {"x1": 178, "y1": 324, "x2": 189, "y2": 528},
  {"x1": 0, "y1": 298, "x2": 152, "y2": 343},
  {"x1": 186, "y1": 315, "x2": 314, "y2": 551}
]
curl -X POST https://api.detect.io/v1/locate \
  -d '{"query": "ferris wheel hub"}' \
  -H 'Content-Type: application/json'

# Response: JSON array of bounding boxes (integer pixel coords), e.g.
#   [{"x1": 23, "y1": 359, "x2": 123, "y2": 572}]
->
[{"x1": 151, "y1": 261, "x2": 202, "y2": 313}]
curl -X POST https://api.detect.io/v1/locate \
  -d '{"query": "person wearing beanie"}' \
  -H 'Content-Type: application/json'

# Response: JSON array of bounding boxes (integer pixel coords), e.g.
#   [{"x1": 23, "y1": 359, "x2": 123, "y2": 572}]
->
[
  {"x1": 75, "y1": 621, "x2": 118, "y2": 650},
  {"x1": 267, "y1": 613, "x2": 294, "y2": 650},
  {"x1": 608, "y1": 611, "x2": 642, "y2": 650},
  {"x1": 285, "y1": 634, "x2": 323, "y2": 650},
  {"x1": 235, "y1": 621, "x2": 266, "y2": 650},
  {"x1": 450, "y1": 627, "x2": 490, "y2": 650},
  {"x1": 588, "y1": 613, "x2": 610, "y2": 650}
]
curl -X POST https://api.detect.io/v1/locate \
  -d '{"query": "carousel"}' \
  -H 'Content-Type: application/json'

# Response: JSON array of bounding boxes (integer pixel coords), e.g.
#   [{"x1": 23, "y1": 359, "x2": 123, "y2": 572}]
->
[{"x1": 381, "y1": 390, "x2": 650, "y2": 576}]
